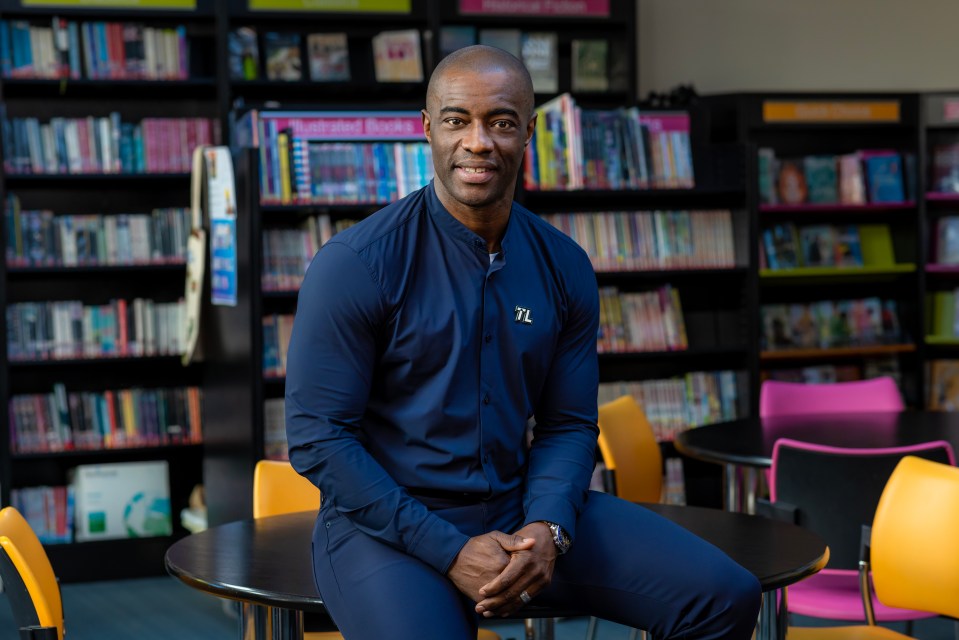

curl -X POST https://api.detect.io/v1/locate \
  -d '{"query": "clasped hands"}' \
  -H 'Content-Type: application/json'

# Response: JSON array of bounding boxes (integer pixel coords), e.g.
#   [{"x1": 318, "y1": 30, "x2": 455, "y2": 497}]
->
[{"x1": 447, "y1": 521, "x2": 557, "y2": 618}]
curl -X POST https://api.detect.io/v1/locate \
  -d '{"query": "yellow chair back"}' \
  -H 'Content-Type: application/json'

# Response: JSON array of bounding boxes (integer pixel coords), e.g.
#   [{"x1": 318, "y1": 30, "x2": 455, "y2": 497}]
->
[
  {"x1": 253, "y1": 459, "x2": 321, "y2": 519},
  {"x1": 0, "y1": 506, "x2": 64, "y2": 640},
  {"x1": 597, "y1": 395, "x2": 663, "y2": 503},
  {"x1": 871, "y1": 455, "x2": 959, "y2": 618}
]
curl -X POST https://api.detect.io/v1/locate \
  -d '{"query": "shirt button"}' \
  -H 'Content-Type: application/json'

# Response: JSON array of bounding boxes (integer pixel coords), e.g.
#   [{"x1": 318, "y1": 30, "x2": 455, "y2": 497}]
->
[
  {"x1": 485, "y1": 333, "x2": 492, "y2": 343},
  {"x1": 483, "y1": 394, "x2": 490, "y2": 405}
]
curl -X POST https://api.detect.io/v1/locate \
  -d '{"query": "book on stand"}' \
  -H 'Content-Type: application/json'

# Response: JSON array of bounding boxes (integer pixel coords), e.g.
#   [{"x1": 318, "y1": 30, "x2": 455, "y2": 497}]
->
[
  {"x1": 571, "y1": 39, "x2": 608, "y2": 93},
  {"x1": 521, "y1": 31, "x2": 557, "y2": 94},
  {"x1": 306, "y1": 33, "x2": 349, "y2": 82},
  {"x1": 228, "y1": 26, "x2": 259, "y2": 81},
  {"x1": 372, "y1": 29, "x2": 422, "y2": 83},
  {"x1": 263, "y1": 32, "x2": 302, "y2": 82}
]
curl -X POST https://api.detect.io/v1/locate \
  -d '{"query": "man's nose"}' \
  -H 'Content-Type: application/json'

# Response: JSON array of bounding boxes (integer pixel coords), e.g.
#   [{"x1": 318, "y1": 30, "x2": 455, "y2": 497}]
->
[{"x1": 463, "y1": 122, "x2": 493, "y2": 153}]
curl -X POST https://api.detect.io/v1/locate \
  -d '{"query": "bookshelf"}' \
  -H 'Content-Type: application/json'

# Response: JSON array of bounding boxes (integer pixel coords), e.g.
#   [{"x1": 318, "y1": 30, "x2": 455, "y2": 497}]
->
[
  {"x1": 0, "y1": 0, "x2": 217, "y2": 581},
  {"x1": 703, "y1": 92, "x2": 923, "y2": 409}
]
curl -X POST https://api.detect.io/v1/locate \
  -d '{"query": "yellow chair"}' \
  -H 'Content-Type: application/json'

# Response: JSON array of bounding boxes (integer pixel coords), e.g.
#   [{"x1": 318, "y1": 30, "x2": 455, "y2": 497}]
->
[
  {"x1": 588, "y1": 396, "x2": 663, "y2": 640},
  {"x1": 252, "y1": 460, "x2": 502, "y2": 640},
  {"x1": 0, "y1": 506, "x2": 65, "y2": 640},
  {"x1": 788, "y1": 455, "x2": 959, "y2": 639},
  {"x1": 596, "y1": 395, "x2": 663, "y2": 503}
]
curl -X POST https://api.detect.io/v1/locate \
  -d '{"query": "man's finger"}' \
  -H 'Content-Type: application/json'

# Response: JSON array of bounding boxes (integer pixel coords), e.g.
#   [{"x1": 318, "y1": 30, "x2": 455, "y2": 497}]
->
[
  {"x1": 478, "y1": 551, "x2": 533, "y2": 596},
  {"x1": 491, "y1": 531, "x2": 535, "y2": 552}
]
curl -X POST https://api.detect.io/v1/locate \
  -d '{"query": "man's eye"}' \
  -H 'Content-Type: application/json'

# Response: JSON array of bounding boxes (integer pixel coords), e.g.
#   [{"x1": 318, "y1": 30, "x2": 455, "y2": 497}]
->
[
  {"x1": 446, "y1": 118, "x2": 464, "y2": 126},
  {"x1": 493, "y1": 120, "x2": 516, "y2": 129}
]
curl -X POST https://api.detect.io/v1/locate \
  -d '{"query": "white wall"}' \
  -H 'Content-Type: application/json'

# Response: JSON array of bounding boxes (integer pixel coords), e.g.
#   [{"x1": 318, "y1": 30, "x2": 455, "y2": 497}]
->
[{"x1": 639, "y1": 0, "x2": 959, "y2": 96}]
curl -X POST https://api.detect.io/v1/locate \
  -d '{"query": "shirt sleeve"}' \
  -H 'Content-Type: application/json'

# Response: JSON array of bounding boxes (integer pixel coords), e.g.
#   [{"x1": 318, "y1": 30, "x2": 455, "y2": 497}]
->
[
  {"x1": 286, "y1": 242, "x2": 470, "y2": 574},
  {"x1": 522, "y1": 254, "x2": 600, "y2": 541}
]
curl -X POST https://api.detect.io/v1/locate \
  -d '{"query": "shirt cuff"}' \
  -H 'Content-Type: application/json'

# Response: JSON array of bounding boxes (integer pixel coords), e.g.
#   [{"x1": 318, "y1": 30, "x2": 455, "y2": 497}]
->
[
  {"x1": 407, "y1": 512, "x2": 472, "y2": 574},
  {"x1": 523, "y1": 495, "x2": 578, "y2": 542}
]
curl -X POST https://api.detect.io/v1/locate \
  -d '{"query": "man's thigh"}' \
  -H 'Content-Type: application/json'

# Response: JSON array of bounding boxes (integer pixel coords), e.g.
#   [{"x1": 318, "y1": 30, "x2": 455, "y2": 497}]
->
[
  {"x1": 314, "y1": 507, "x2": 478, "y2": 640},
  {"x1": 539, "y1": 491, "x2": 760, "y2": 639}
]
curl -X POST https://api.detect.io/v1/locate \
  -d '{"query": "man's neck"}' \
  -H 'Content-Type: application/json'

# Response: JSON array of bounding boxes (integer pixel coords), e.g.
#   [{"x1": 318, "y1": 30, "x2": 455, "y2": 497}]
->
[{"x1": 435, "y1": 192, "x2": 512, "y2": 253}]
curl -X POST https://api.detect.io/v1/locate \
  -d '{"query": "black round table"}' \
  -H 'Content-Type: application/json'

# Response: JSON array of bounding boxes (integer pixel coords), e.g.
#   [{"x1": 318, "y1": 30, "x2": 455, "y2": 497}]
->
[
  {"x1": 165, "y1": 505, "x2": 827, "y2": 640},
  {"x1": 674, "y1": 411, "x2": 959, "y2": 511}
]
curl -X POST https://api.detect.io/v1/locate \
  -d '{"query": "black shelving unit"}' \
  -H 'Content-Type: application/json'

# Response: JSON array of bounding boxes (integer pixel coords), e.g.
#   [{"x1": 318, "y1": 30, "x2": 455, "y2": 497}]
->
[
  {"x1": 703, "y1": 92, "x2": 924, "y2": 411},
  {"x1": 0, "y1": 0, "x2": 216, "y2": 582}
]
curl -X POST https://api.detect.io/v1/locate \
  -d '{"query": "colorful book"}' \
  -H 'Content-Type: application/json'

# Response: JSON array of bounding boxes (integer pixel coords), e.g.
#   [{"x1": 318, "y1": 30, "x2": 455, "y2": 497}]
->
[
  {"x1": 571, "y1": 39, "x2": 608, "y2": 92},
  {"x1": 521, "y1": 31, "x2": 557, "y2": 94},
  {"x1": 478, "y1": 28, "x2": 521, "y2": 57},
  {"x1": 307, "y1": 32, "x2": 349, "y2": 82},
  {"x1": 803, "y1": 155, "x2": 838, "y2": 204},
  {"x1": 263, "y1": 32, "x2": 302, "y2": 82},
  {"x1": 372, "y1": 29, "x2": 422, "y2": 82}
]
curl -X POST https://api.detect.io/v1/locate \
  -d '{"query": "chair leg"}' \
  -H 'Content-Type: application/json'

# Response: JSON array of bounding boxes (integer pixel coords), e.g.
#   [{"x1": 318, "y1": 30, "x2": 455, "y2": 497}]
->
[
  {"x1": 585, "y1": 616, "x2": 598, "y2": 640},
  {"x1": 904, "y1": 620, "x2": 913, "y2": 637}
]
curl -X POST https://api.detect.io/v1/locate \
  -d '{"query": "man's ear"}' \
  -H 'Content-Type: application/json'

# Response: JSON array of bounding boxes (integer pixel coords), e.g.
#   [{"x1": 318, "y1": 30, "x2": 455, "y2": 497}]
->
[
  {"x1": 524, "y1": 113, "x2": 537, "y2": 146},
  {"x1": 421, "y1": 108, "x2": 432, "y2": 143}
]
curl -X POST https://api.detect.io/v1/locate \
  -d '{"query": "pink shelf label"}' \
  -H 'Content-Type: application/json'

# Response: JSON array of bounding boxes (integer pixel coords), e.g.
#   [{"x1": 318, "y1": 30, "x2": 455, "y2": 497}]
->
[
  {"x1": 944, "y1": 99, "x2": 959, "y2": 122},
  {"x1": 265, "y1": 113, "x2": 424, "y2": 140},
  {"x1": 639, "y1": 113, "x2": 690, "y2": 133},
  {"x1": 459, "y1": 0, "x2": 609, "y2": 16}
]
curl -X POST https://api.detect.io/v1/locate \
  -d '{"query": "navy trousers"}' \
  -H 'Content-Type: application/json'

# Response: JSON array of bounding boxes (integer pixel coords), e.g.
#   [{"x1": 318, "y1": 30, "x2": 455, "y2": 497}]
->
[{"x1": 313, "y1": 490, "x2": 762, "y2": 640}]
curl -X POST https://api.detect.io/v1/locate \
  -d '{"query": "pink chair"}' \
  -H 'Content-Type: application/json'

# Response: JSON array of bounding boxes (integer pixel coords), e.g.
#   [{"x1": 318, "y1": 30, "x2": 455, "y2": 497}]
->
[
  {"x1": 766, "y1": 438, "x2": 955, "y2": 625},
  {"x1": 759, "y1": 377, "x2": 904, "y2": 418}
]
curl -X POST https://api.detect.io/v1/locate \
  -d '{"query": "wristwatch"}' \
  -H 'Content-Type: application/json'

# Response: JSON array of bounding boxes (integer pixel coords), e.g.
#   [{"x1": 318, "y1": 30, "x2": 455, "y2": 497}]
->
[{"x1": 540, "y1": 521, "x2": 572, "y2": 555}]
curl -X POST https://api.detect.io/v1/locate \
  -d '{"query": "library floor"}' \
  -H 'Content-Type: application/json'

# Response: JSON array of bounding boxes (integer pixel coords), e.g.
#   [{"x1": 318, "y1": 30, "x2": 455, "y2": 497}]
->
[{"x1": 0, "y1": 576, "x2": 957, "y2": 639}]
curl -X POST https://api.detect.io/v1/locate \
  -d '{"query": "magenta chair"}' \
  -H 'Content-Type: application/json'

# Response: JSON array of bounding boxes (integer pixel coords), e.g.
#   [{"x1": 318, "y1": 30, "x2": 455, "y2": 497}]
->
[
  {"x1": 763, "y1": 438, "x2": 955, "y2": 626},
  {"x1": 759, "y1": 377, "x2": 904, "y2": 417}
]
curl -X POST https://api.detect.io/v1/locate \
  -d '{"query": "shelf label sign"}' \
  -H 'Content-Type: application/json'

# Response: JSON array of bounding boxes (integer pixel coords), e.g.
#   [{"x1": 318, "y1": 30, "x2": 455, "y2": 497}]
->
[
  {"x1": 763, "y1": 101, "x2": 900, "y2": 124},
  {"x1": 943, "y1": 98, "x2": 959, "y2": 123},
  {"x1": 459, "y1": 0, "x2": 609, "y2": 16},
  {"x1": 265, "y1": 113, "x2": 424, "y2": 141},
  {"x1": 249, "y1": 0, "x2": 410, "y2": 11},
  {"x1": 639, "y1": 113, "x2": 690, "y2": 133},
  {"x1": 22, "y1": 0, "x2": 196, "y2": 7}
]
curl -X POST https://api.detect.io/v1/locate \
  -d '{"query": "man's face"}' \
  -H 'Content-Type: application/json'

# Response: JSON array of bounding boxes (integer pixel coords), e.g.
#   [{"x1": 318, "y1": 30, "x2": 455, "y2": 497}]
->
[{"x1": 422, "y1": 67, "x2": 536, "y2": 214}]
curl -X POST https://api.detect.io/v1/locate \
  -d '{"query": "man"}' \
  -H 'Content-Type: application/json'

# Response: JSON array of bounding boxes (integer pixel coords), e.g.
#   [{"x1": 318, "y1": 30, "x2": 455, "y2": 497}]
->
[{"x1": 286, "y1": 45, "x2": 761, "y2": 639}]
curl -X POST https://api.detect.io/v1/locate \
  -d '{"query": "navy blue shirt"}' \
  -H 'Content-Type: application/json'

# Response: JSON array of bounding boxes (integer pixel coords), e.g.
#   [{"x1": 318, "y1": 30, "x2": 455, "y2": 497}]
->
[{"x1": 286, "y1": 182, "x2": 599, "y2": 574}]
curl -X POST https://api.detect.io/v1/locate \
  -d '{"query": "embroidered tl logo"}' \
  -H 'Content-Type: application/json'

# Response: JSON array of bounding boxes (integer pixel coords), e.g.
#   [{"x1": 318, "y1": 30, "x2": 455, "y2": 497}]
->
[{"x1": 514, "y1": 306, "x2": 533, "y2": 325}]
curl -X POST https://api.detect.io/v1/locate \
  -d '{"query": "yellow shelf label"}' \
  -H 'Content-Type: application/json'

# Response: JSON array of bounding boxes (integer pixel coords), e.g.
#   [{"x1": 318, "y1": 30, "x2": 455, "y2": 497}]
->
[
  {"x1": 763, "y1": 101, "x2": 900, "y2": 124},
  {"x1": 23, "y1": 0, "x2": 196, "y2": 6},
  {"x1": 249, "y1": 0, "x2": 410, "y2": 11}
]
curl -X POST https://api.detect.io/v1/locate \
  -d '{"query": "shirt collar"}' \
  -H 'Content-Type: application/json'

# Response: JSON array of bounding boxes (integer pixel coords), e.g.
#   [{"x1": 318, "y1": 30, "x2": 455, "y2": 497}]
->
[{"x1": 426, "y1": 180, "x2": 518, "y2": 260}]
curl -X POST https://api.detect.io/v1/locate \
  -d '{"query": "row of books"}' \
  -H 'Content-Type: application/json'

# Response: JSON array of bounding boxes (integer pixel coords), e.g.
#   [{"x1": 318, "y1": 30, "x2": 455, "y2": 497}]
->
[
  {"x1": 230, "y1": 26, "x2": 422, "y2": 83},
  {"x1": 255, "y1": 125, "x2": 432, "y2": 205},
  {"x1": 15, "y1": 461, "x2": 173, "y2": 543},
  {"x1": 761, "y1": 297, "x2": 902, "y2": 352},
  {"x1": 525, "y1": 93, "x2": 694, "y2": 191},
  {"x1": 758, "y1": 148, "x2": 916, "y2": 206},
  {"x1": 597, "y1": 370, "x2": 740, "y2": 442},
  {"x1": 597, "y1": 285, "x2": 688, "y2": 354},
  {"x1": 928, "y1": 360, "x2": 959, "y2": 411},
  {"x1": 761, "y1": 223, "x2": 866, "y2": 270},
  {"x1": 263, "y1": 397, "x2": 287, "y2": 461},
  {"x1": 932, "y1": 216, "x2": 959, "y2": 265},
  {"x1": 9, "y1": 485, "x2": 72, "y2": 544},
  {"x1": 262, "y1": 215, "x2": 358, "y2": 292},
  {"x1": 9, "y1": 384, "x2": 202, "y2": 454},
  {"x1": 542, "y1": 210, "x2": 735, "y2": 272},
  {"x1": 0, "y1": 18, "x2": 189, "y2": 81},
  {"x1": 5, "y1": 202, "x2": 190, "y2": 268},
  {"x1": 931, "y1": 143, "x2": 959, "y2": 194},
  {"x1": 927, "y1": 289, "x2": 959, "y2": 339},
  {"x1": 263, "y1": 313, "x2": 293, "y2": 378},
  {"x1": 441, "y1": 26, "x2": 612, "y2": 94},
  {"x1": 762, "y1": 357, "x2": 901, "y2": 385},
  {"x1": 3, "y1": 115, "x2": 220, "y2": 175},
  {"x1": 7, "y1": 298, "x2": 186, "y2": 362}
]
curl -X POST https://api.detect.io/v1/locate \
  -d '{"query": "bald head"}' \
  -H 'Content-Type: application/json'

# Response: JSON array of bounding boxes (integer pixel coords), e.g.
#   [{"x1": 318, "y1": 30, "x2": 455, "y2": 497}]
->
[{"x1": 426, "y1": 45, "x2": 535, "y2": 119}]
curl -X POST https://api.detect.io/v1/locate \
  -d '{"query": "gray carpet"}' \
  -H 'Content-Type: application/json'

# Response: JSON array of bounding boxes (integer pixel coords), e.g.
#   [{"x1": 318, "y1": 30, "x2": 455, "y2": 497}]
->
[{"x1": 1, "y1": 576, "x2": 957, "y2": 639}]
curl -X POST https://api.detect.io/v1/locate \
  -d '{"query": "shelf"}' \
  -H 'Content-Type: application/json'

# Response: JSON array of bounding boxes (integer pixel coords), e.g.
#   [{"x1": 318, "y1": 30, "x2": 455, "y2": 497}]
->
[
  {"x1": 9, "y1": 355, "x2": 184, "y2": 367},
  {"x1": 259, "y1": 203, "x2": 380, "y2": 215},
  {"x1": 523, "y1": 186, "x2": 744, "y2": 202},
  {"x1": 760, "y1": 264, "x2": 916, "y2": 278},
  {"x1": 925, "y1": 192, "x2": 959, "y2": 203},
  {"x1": 262, "y1": 289, "x2": 300, "y2": 299},
  {"x1": 595, "y1": 267, "x2": 748, "y2": 280},
  {"x1": 1, "y1": 77, "x2": 217, "y2": 99},
  {"x1": 759, "y1": 201, "x2": 916, "y2": 213},
  {"x1": 925, "y1": 336, "x2": 959, "y2": 346},
  {"x1": 231, "y1": 80, "x2": 425, "y2": 104},
  {"x1": 925, "y1": 264, "x2": 959, "y2": 274},
  {"x1": 7, "y1": 263, "x2": 186, "y2": 276},
  {"x1": 5, "y1": 172, "x2": 190, "y2": 184},
  {"x1": 11, "y1": 443, "x2": 202, "y2": 462},
  {"x1": 599, "y1": 346, "x2": 749, "y2": 360},
  {"x1": 760, "y1": 344, "x2": 916, "y2": 361}
]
